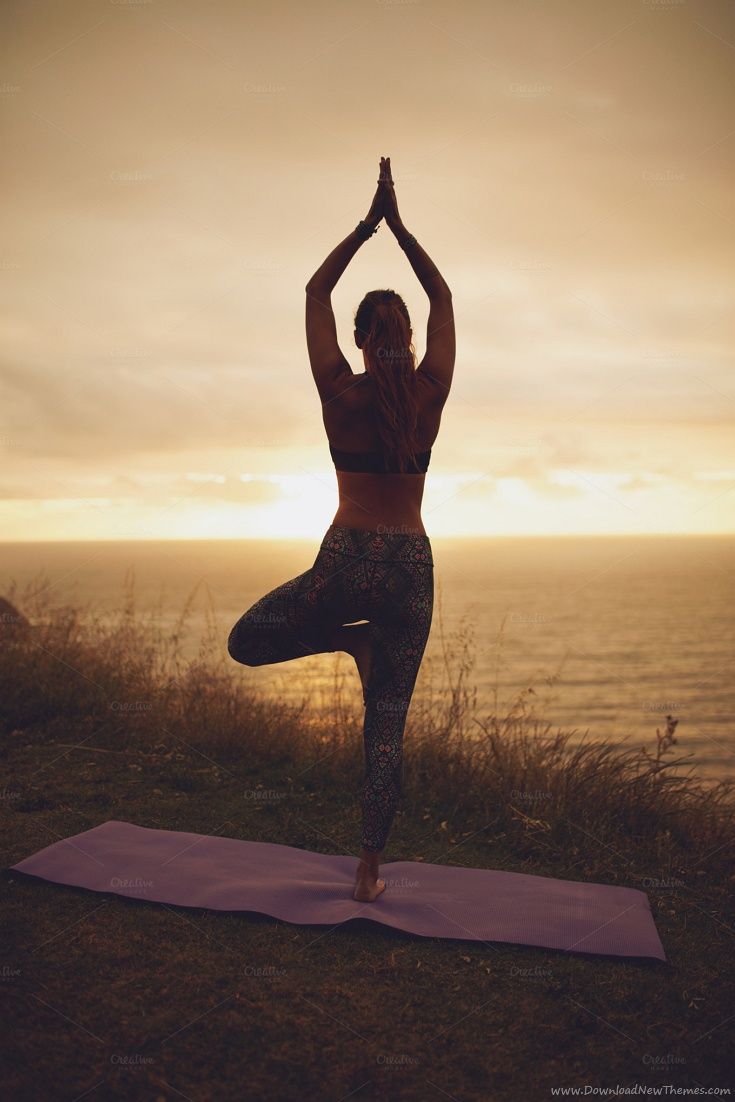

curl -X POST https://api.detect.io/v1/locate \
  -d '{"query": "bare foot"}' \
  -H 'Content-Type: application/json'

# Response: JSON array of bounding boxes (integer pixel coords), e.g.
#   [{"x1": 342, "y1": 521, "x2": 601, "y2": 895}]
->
[
  {"x1": 353, "y1": 851, "x2": 385, "y2": 902},
  {"x1": 353, "y1": 874, "x2": 386, "y2": 903}
]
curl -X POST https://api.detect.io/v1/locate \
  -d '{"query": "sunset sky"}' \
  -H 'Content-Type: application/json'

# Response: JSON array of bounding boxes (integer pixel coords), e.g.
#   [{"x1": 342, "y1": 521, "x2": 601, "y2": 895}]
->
[{"x1": 1, "y1": 0, "x2": 733, "y2": 540}]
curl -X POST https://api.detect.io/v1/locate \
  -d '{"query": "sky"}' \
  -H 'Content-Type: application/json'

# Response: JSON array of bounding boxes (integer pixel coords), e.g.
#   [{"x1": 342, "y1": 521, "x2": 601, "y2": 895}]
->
[{"x1": 1, "y1": 0, "x2": 734, "y2": 540}]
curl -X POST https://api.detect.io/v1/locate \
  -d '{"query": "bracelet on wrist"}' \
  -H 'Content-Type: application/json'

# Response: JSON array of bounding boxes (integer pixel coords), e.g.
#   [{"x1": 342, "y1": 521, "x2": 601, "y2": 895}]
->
[{"x1": 355, "y1": 219, "x2": 379, "y2": 242}]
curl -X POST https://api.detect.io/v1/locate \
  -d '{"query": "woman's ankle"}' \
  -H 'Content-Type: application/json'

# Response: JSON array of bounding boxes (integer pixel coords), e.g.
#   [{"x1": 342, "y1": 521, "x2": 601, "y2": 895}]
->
[{"x1": 357, "y1": 848, "x2": 382, "y2": 876}]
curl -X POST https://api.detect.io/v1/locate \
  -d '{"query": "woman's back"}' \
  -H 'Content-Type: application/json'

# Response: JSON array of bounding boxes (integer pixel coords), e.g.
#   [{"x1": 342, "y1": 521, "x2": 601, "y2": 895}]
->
[
  {"x1": 323, "y1": 367, "x2": 449, "y2": 535},
  {"x1": 323, "y1": 370, "x2": 444, "y2": 454}
]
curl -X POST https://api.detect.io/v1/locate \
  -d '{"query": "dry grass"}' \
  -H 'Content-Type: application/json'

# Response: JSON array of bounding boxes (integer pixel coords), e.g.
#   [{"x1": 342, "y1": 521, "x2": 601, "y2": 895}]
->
[{"x1": 3, "y1": 572, "x2": 733, "y2": 880}]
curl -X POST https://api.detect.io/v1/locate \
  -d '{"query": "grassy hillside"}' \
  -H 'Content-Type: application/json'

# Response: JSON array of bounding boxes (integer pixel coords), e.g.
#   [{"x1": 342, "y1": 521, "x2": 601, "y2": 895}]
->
[{"x1": 1, "y1": 576, "x2": 733, "y2": 1101}]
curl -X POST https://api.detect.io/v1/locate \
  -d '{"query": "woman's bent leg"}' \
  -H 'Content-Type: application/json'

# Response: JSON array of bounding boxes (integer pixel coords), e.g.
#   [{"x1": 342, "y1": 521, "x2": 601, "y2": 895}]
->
[{"x1": 227, "y1": 566, "x2": 340, "y2": 667}]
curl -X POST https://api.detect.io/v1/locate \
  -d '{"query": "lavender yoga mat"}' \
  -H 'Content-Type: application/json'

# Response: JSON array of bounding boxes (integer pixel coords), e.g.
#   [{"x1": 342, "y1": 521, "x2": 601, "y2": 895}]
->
[{"x1": 9, "y1": 820, "x2": 666, "y2": 960}]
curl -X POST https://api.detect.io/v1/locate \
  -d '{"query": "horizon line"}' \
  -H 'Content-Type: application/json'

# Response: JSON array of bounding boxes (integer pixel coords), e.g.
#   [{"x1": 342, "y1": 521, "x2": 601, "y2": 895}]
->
[{"x1": 1, "y1": 531, "x2": 734, "y2": 546}]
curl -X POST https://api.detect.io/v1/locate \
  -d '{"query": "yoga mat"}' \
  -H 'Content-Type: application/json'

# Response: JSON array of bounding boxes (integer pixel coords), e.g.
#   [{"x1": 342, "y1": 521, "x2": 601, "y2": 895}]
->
[{"x1": 8, "y1": 820, "x2": 666, "y2": 960}]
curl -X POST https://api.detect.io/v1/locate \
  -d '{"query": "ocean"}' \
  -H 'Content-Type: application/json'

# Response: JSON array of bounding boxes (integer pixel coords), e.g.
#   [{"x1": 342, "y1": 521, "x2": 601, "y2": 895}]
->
[{"x1": 1, "y1": 535, "x2": 733, "y2": 780}]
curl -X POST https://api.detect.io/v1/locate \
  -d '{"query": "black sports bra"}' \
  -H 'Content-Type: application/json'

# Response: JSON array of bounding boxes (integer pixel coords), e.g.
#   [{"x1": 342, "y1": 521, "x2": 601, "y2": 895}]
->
[{"x1": 329, "y1": 442, "x2": 431, "y2": 475}]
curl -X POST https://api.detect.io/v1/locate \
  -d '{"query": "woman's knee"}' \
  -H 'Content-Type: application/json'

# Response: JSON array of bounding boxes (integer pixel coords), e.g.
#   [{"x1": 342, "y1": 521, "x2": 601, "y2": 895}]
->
[{"x1": 227, "y1": 614, "x2": 266, "y2": 666}]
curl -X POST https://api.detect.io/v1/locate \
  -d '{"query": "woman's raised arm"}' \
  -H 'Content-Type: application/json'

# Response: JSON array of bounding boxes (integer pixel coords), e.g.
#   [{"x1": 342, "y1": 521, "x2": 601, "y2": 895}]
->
[
  {"x1": 380, "y1": 158, "x2": 455, "y2": 404},
  {"x1": 380, "y1": 157, "x2": 452, "y2": 301}
]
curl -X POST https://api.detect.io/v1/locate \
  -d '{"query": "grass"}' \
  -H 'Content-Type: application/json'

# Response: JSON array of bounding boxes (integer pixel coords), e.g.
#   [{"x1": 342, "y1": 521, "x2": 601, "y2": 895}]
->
[{"x1": 1, "y1": 573, "x2": 734, "y2": 1101}]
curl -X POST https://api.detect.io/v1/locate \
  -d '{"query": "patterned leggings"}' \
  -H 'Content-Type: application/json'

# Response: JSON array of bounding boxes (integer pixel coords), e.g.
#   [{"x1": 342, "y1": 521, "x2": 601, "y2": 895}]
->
[{"x1": 226, "y1": 523, "x2": 434, "y2": 853}]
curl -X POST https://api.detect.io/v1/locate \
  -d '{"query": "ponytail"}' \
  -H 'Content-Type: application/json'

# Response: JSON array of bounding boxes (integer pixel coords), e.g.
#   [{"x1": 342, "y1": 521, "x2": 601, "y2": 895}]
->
[{"x1": 354, "y1": 290, "x2": 421, "y2": 474}]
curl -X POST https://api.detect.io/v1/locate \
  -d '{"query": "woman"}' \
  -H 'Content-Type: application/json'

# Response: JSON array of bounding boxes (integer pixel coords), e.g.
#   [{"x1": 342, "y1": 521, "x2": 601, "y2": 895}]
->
[{"x1": 227, "y1": 156, "x2": 455, "y2": 902}]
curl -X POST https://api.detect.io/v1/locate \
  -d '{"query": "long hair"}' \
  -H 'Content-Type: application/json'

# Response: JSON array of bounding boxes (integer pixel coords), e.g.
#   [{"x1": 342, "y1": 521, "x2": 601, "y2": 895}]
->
[{"x1": 354, "y1": 289, "x2": 421, "y2": 474}]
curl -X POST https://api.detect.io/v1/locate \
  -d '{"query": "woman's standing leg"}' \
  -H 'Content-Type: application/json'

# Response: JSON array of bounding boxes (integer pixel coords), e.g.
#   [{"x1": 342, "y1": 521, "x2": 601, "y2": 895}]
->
[{"x1": 359, "y1": 559, "x2": 434, "y2": 856}]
